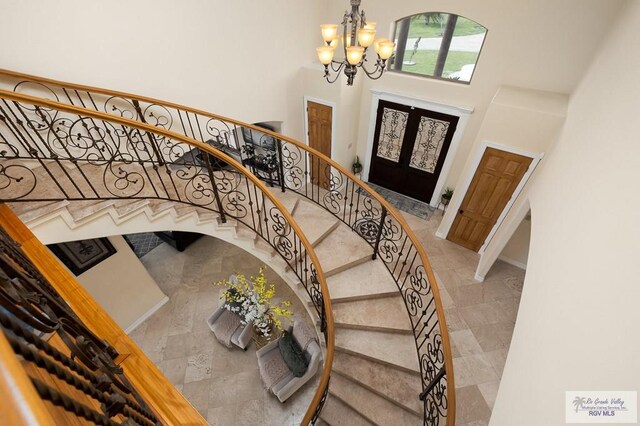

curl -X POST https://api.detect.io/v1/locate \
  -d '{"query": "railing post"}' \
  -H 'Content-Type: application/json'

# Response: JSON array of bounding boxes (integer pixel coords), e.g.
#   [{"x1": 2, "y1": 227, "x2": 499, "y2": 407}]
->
[
  {"x1": 372, "y1": 207, "x2": 387, "y2": 260},
  {"x1": 202, "y1": 152, "x2": 227, "y2": 224},
  {"x1": 419, "y1": 366, "x2": 446, "y2": 401},
  {"x1": 276, "y1": 138, "x2": 286, "y2": 193},
  {"x1": 132, "y1": 99, "x2": 165, "y2": 166}
]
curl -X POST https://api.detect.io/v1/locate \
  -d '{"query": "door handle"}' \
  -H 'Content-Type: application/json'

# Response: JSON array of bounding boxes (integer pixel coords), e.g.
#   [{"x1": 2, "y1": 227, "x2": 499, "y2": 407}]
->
[{"x1": 459, "y1": 209, "x2": 464, "y2": 215}]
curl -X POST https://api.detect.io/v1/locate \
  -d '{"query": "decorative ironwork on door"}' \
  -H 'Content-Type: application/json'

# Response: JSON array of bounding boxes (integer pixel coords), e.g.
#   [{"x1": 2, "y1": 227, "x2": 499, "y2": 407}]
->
[
  {"x1": 409, "y1": 116, "x2": 450, "y2": 174},
  {"x1": 375, "y1": 107, "x2": 408, "y2": 163}
]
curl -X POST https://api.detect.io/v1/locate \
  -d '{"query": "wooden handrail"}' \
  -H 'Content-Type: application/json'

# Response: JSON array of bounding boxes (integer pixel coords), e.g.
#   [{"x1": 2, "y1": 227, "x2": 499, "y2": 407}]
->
[
  {"x1": 0, "y1": 68, "x2": 454, "y2": 424},
  {"x1": 0, "y1": 88, "x2": 334, "y2": 426}
]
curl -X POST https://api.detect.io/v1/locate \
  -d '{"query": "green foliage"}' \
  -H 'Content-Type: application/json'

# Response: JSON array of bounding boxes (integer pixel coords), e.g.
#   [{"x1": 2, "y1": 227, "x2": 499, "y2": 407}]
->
[
  {"x1": 405, "y1": 14, "x2": 486, "y2": 38},
  {"x1": 395, "y1": 51, "x2": 479, "y2": 79}
]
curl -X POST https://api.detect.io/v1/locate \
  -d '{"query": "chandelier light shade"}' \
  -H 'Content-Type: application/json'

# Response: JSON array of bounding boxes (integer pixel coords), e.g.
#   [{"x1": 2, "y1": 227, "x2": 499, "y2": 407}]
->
[{"x1": 316, "y1": 0, "x2": 395, "y2": 86}]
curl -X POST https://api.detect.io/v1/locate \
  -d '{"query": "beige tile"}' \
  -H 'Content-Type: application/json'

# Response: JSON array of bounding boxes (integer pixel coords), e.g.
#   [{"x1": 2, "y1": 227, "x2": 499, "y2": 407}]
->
[
  {"x1": 478, "y1": 381, "x2": 500, "y2": 409},
  {"x1": 450, "y1": 329, "x2": 484, "y2": 356},
  {"x1": 455, "y1": 385, "x2": 492, "y2": 425},
  {"x1": 184, "y1": 351, "x2": 214, "y2": 383},
  {"x1": 181, "y1": 378, "x2": 213, "y2": 413},
  {"x1": 444, "y1": 307, "x2": 469, "y2": 332},
  {"x1": 458, "y1": 303, "x2": 503, "y2": 327},
  {"x1": 158, "y1": 357, "x2": 187, "y2": 385},
  {"x1": 485, "y1": 348, "x2": 509, "y2": 378},
  {"x1": 207, "y1": 404, "x2": 237, "y2": 426},
  {"x1": 448, "y1": 284, "x2": 484, "y2": 308},
  {"x1": 470, "y1": 324, "x2": 508, "y2": 352},
  {"x1": 453, "y1": 354, "x2": 499, "y2": 388},
  {"x1": 209, "y1": 373, "x2": 238, "y2": 409}
]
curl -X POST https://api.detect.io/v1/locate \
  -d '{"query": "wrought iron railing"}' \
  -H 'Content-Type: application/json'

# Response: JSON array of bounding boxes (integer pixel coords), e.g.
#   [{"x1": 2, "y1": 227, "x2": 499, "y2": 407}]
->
[
  {"x1": 0, "y1": 68, "x2": 454, "y2": 425},
  {"x1": 0, "y1": 219, "x2": 161, "y2": 425},
  {"x1": 0, "y1": 88, "x2": 334, "y2": 425}
]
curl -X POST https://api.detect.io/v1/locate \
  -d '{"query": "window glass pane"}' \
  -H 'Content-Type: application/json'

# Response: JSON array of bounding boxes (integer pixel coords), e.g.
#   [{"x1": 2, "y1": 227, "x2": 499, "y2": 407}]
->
[{"x1": 391, "y1": 13, "x2": 487, "y2": 83}]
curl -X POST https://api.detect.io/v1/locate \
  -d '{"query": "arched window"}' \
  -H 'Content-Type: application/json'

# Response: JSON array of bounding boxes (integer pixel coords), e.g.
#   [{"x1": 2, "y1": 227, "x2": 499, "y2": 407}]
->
[{"x1": 390, "y1": 13, "x2": 487, "y2": 83}]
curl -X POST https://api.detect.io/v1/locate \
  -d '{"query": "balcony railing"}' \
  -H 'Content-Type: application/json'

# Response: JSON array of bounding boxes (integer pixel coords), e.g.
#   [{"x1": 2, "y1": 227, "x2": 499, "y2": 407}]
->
[
  {"x1": 0, "y1": 87, "x2": 333, "y2": 425},
  {"x1": 0, "y1": 68, "x2": 455, "y2": 425}
]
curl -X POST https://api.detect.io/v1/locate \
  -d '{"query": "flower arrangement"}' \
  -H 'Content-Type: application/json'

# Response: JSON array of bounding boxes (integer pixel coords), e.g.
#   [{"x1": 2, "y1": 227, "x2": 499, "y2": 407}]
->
[{"x1": 214, "y1": 267, "x2": 293, "y2": 337}]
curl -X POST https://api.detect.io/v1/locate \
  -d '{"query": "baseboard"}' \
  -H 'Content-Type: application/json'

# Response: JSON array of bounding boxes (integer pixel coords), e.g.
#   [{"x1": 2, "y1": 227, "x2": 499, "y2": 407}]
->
[
  {"x1": 435, "y1": 230, "x2": 446, "y2": 239},
  {"x1": 498, "y1": 255, "x2": 527, "y2": 270},
  {"x1": 474, "y1": 273, "x2": 485, "y2": 282},
  {"x1": 125, "y1": 295, "x2": 169, "y2": 334}
]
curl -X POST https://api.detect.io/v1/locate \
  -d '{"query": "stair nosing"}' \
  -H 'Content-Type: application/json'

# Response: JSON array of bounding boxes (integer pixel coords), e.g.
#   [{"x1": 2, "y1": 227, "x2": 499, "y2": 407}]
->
[
  {"x1": 331, "y1": 368, "x2": 422, "y2": 417},
  {"x1": 333, "y1": 346, "x2": 420, "y2": 376}
]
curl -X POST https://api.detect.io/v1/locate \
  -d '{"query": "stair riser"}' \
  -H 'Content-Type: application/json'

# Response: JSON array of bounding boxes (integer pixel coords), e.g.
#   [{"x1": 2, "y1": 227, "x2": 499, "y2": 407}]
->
[
  {"x1": 334, "y1": 347, "x2": 421, "y2": 377},
  {"x1": 331, "y1": 369, "x2": 422, "y2": 417}
]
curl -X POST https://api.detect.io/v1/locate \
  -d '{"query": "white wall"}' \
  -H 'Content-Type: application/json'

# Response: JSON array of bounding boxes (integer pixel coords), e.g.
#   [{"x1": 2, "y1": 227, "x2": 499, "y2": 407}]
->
[
  {"x1": 0, "y1": 0, "x2": 325, "y2": 141},
  {"x1": 499, "y1": 213, "x2": 531, "y2": 269},
  {"x1": 436, "y1": 85, "x2": 567, "y2": 251},
  {"x1": 315, "y1": 0, "x2": 623, "y2": 185},
  {"x1": 53, "y1": 235, "x2": 168, "y2": 332},
  {"x1": 491, "y1": 0, "x2": 640, "y2": 423}
]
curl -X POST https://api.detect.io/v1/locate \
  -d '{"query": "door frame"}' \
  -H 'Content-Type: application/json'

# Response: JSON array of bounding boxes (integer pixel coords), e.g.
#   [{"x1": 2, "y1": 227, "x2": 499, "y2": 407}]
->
[
  {"x1": 363, "y1": 89, "x2": 473, "y2": 207},
  {"x1": 303, "y1": 96, "x2": 337, "y2": 160},
  {"x1": 436, "y1": 140, "x2": 544, "y2": 254}
]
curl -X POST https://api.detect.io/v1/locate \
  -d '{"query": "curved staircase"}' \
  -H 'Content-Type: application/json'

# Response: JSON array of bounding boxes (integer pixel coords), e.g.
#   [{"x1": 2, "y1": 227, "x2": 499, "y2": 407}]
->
[
  {"x1": 0, "y1": 70, "x2": 455, "y2": 425},
  {"x1": 12, "y1": 184, "x2": 425, "y2": 425}
]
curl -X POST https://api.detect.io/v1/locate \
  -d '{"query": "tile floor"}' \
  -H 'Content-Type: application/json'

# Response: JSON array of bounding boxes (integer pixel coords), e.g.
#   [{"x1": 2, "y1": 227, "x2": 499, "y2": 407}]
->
[
  {"x1": 128, "y1": 237, "x2": 319, "y2": 426},
  {"x1": 402, "y1": 210, "x2": 525, "y2": 426},
  {"x1": 128, "y1": 207, "x2": 524, "y2": 426}
]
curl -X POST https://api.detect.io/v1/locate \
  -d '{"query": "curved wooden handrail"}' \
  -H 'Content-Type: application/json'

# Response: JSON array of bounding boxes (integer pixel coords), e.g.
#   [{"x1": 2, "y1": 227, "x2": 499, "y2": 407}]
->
[
  {"x1": 0, "y1": 88, "x2": 334, "y2": 426},
  {"x1": 0, "y1": 68, "x2": 455, "y2": 424}
]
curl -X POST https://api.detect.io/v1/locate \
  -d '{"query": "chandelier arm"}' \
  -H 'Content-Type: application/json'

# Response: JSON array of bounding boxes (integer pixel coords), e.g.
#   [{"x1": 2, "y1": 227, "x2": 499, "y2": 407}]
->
[
  {"x1": 330, "y1": 60, "x2": 345, "y2": 73},
  {"x1": 324, "y1": 62, "x2": 346, "y2": 84}
]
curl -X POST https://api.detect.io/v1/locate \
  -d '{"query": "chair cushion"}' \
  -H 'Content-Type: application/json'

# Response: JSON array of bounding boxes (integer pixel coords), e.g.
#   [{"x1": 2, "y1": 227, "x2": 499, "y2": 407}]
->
[
  {"x1": 210, "y1": 309, "x2": 242, "y2": 348},
  {"x1": 278, "y1": 331, "x2": 308, "y2": 377}
]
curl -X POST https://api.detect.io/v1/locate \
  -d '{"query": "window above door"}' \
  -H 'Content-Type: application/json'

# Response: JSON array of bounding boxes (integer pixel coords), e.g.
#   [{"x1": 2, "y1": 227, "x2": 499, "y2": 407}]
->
[{"x1": 389, "y1": 12, "x2": 487, "y2": 84}]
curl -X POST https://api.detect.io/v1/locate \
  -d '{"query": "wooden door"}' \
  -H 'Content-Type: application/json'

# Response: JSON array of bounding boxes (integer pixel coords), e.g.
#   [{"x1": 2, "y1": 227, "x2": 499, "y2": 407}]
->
[
  {"x1": 368, "y1": 100, "x2": 458, "y2": 203},
  {"x1": 307, "y1": 101, "x2": 332, "y2": 188},
  {"x1": 447, "y1": 147, "x2": 533, "y2": 251}
]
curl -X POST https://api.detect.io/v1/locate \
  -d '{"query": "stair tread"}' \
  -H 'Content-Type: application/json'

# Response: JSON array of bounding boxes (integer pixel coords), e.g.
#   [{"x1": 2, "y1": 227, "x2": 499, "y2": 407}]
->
[
  {"x1": 65, "y1": 199, "x2": 116, "y2": 221},
  {"x1": 332, "y1": 351, "x2": 423, "y2": 416},
  {"x1": 292, "y1": 199, "x2": 339, "y2": 245},
  {"x1": 329, "y1": 374, "x2": 421, "y2": 426},
  {"x1": 267, "y1": 187, "x2": 299, "y2": 213},
  {"x1": 333, "y1": 296, "x2": 412, "y2": 333},
  {"x1": 8, "y1": 200, "x2": 69, "y2": 223},
  {"x1": 335, "y1": 328, "x2": 420, "y2": 374},
  {"x1": 326, "y1": 259, "x2": 399, "y2": 303},
  {"x1": 320, "y1": 395, "x2": 374, "y2": 426},
  {"x1": 314, "y1": 223, "x2": 372, "y2": 275}
]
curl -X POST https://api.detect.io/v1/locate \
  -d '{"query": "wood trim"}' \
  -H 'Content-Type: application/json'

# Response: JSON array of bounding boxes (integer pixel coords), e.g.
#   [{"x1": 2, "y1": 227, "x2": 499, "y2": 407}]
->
[
  {"x1": 0, "y1": 327, "x2": 55, "y2": 426},
  {"x1": 0, "y1": 72, "x2": 453, "y2": 424},
  {"x1": 0, "y1": 204, "x2": 205, "y2": 424}
]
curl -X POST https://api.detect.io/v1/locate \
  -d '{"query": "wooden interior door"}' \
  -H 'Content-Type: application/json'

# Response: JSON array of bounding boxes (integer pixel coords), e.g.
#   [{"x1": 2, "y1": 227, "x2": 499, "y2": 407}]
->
[
  {"x1": 307, "y1": 101, "x2": 332, "y2": 188},
  {"x1": 368, "y1": 100, "x2": 458, "y2": 203},
  {"x1": 447, "y1": 147, "x2": 533, "y2": 251}
]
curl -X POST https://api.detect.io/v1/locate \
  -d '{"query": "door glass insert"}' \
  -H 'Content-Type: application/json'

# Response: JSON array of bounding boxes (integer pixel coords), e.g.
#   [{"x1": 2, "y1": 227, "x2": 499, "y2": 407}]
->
[
  {"x1": 376, "y1": 107, "x2": 409, "y2": 163},
  {"x1": 409, "y1": 116, "x2": 450, "y2": 173}
]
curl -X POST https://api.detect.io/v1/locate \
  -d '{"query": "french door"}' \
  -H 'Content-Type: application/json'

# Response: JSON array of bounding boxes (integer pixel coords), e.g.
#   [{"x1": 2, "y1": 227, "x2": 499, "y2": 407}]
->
[{"x1": 368, "y1": 100, "x2": 458, "y2": 203}]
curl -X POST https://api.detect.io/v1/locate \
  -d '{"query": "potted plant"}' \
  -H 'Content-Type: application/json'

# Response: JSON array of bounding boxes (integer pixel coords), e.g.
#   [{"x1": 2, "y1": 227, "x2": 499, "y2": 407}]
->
[
  {"x1": 441, "y1": 187, "x2": 454, "y2": 204},
  {"x1": 352, "y1": 156, "x2": 363, "y2": 175},
  {"x1": 214, "y1": 267, "x2": 293, "y2": 337}
]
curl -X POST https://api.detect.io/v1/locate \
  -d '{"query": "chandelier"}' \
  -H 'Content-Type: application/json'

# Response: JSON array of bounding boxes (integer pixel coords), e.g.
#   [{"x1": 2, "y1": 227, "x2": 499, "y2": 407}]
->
[{"x1": 316, "y1": 0, "x2": 396, "y2": 86}]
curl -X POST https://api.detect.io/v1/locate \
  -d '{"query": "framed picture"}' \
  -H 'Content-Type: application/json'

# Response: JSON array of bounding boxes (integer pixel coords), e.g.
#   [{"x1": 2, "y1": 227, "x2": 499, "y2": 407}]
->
[{"x1": 48, "y1": 238, "x2": 117, "y2": 276}]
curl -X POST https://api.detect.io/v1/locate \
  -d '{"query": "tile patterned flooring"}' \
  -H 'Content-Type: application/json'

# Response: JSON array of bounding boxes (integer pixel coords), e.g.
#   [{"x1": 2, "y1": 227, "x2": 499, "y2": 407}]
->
[
  {"x1": 123, "y1": 232, "x2": 165, "y2": 258},
  {"x1": 128, "y1": 207, "x2": 524, "y2": 426},
  {"x1": 128, "y1": 237, "x2": 319, "y2": 425},
  {"x1": 366, "y1": 182, "x2": 434, "y2": 219}
]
